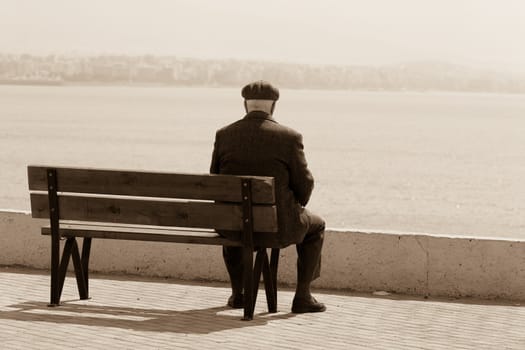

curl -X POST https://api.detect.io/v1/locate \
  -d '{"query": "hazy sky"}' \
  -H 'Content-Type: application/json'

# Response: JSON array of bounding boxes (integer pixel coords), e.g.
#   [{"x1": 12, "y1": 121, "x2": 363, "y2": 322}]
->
[{"x1": 2, "y1": 0, "x2": 525, "y2": 71}]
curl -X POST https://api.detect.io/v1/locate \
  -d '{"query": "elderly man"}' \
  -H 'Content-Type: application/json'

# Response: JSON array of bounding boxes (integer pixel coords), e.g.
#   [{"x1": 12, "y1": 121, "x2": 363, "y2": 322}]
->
[{"x1": 210, "y1": 81, "x2": 326, "y2": 313}]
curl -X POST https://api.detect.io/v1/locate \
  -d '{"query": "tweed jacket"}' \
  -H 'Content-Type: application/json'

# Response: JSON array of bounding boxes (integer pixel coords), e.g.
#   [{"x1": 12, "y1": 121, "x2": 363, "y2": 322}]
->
[{"x1": 210, "y1": 110, "x2": 314, "y2": 246}]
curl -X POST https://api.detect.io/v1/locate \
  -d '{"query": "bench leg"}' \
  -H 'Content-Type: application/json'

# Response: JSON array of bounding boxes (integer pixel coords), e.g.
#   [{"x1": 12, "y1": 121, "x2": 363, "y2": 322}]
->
[
  {"x1": 242, "y1": 247, "x2": 254, "y2": 321},
  {"x1": 56, "y1": 238, "x2": 74, "y2": 304},
  {"x1": 262, "y1": 249, "x2": 277, "y2": 313},
  {"x1": 70, "y1": 239, "x2": 88, "y2": 300},
  {"x1": 52, "y1": 237, "x2": 89, "y2": 304},
  {"x1": 242, "y1": 248, "x2": 280, "y2": 319},
  {"x1": 250, "y1": 249, "x2": 265, "y2": 316},
  {"x1": 49, "y1": 232, "x2": 61, "y2": 307},
  {"x1": 81, "y1": 237, "x2": 92, "y2": 298},
  {"x1": 270, "y1": 249, "x2": 280, "y2": 305}
]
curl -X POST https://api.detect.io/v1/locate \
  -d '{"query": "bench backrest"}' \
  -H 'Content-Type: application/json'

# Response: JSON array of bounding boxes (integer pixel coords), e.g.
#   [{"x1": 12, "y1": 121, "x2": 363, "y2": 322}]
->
[{"x1": 28, "y1": 166, "x2": 278, "y2": 233}]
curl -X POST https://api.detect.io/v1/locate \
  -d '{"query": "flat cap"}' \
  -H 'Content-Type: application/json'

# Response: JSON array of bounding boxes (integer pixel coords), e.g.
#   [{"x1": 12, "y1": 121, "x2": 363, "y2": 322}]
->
[{"x1": 241, "y1": 80, "x2": 279, "y2": 101}]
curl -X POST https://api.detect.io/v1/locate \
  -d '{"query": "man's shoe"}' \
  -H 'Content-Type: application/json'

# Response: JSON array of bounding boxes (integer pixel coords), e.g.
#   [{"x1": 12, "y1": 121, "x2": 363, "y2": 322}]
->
[
  {"x1": 227, "y1": 294, "x2": 244, "y2": 309},
  {"x1": 291, "y1": 296, "x2": 326, "y2": 313}
]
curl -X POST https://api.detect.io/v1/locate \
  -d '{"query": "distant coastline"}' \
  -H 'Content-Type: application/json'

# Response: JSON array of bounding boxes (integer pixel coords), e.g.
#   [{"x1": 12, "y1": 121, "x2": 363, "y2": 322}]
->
[{"x1": 2, "y1": 53, "x2": 525, "y2": 94}]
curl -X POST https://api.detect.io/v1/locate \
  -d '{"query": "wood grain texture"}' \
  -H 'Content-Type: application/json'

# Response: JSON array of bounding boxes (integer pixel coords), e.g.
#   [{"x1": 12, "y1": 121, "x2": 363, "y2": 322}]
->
[
  {"x1": 27, "y1": 166, "x2": 275, "y2": 204},
  {"x1": 31, "y1": 193, "x2": 278, "y2": 232}
]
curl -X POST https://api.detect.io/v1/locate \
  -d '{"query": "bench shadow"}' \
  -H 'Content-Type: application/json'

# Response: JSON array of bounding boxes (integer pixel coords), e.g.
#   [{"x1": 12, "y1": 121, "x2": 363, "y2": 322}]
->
[{"x1": 0, "y1": 300, "x2": 296, "y2": 334}]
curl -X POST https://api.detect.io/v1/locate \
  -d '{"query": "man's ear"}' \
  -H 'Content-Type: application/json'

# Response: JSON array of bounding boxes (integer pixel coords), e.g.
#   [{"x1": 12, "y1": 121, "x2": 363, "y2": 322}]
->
[
  {"x1": 244, "y1": 100, "x2": 248, "y2": 113},
  {"x1": 270, "y1": 101, "x2": 276, "y2": 115}
]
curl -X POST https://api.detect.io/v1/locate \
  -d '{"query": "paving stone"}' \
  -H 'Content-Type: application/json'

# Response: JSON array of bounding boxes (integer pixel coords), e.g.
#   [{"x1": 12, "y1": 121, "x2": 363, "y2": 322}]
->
[{"x1": 0, "y1": 268, "x2": 524, "y2": 349}]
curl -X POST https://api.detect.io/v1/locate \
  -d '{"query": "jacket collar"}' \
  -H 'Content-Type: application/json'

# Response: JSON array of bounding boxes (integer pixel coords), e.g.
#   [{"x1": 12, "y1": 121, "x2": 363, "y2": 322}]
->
[{"x1": 243, "y1": 110, "x2": 277, "y2": 123}]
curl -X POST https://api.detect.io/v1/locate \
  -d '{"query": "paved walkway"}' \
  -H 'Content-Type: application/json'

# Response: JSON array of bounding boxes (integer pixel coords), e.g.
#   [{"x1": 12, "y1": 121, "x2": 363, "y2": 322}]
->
[{"x1": 0, "y1": 267, "x2": 524, "y2": 349}]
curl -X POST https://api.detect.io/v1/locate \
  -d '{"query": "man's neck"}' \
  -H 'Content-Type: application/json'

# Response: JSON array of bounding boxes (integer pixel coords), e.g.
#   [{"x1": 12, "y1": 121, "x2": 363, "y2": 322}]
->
[{"x1": 245, "y1": 99, "x2": 274, "y2": 114}]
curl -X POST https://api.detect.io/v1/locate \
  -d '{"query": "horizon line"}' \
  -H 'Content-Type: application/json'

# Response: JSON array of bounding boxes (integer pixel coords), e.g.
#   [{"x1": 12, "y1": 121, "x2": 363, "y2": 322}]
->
[{"x1": 1, "y1": 51, "x2": 521, "y2": 75}]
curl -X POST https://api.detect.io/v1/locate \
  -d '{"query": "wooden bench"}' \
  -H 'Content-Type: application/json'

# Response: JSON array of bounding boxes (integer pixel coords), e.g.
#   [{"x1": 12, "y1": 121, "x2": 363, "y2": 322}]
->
[{"x1": 28, "y1": 165, "x2": 284, "y2": 320}]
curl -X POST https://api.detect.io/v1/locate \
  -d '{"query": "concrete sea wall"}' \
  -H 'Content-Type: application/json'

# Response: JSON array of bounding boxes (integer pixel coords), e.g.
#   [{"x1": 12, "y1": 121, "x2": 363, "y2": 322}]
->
[{"x1": 1, "y1": 210, "x2": 524, "y2": 300}]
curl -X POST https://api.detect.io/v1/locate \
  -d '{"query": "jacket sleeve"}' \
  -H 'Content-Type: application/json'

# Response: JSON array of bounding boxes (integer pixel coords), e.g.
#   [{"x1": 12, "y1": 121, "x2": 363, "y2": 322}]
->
[
  {"x1": 289, "y1": 133, "x2": 314, "y2": 206},
  {"x1": 210, "y1": 132, "x2": 220, "y2": 174}
]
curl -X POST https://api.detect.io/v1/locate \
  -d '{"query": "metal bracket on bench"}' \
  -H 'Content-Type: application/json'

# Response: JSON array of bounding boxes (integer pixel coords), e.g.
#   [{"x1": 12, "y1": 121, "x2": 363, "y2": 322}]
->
[
  {"x1": 47, "y1": 168, "x2": 61, "y2": 306},
  {"x1": 240, "y1": 178, "x2": 255, "y2": 320}
]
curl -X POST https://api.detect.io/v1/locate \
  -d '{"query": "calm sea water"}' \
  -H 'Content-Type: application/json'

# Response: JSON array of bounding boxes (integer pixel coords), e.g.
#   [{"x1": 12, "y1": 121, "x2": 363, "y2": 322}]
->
[{"x1": 1, "y1": 85, "x2": 524, "y2": 238}]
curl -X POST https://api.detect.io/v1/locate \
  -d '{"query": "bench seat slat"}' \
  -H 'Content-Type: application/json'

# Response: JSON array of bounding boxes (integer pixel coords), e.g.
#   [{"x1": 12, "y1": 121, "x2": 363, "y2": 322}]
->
[
  {"x1": 28, "y1": 166, "x2": 275, "y2": 204},
  {"x1": 30, "y1": 193, "x2": 278, "y2": 232},
  {"x1": 41, "y1": 224, "x2": 244, "y2": 246}
]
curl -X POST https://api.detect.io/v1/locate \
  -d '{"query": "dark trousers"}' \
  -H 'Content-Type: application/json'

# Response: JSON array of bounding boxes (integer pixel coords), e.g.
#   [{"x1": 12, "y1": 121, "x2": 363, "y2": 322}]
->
[{"x1": 222, "y1": 210, "x2": 325, "y2": 293}]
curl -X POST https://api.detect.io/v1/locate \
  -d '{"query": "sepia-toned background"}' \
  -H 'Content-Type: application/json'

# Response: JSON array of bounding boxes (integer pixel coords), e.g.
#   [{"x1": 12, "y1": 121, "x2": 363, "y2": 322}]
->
[{"x1": 1, "y1": 0, "x2": 524, "y2": 237}]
